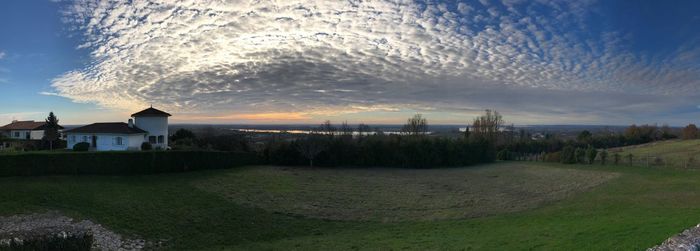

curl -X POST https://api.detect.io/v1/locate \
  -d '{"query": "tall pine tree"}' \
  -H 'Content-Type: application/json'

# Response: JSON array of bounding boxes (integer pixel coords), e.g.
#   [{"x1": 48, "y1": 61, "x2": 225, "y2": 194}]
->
[{"x1": 44, "y1": 112, "x2": 60, "y2": 150}]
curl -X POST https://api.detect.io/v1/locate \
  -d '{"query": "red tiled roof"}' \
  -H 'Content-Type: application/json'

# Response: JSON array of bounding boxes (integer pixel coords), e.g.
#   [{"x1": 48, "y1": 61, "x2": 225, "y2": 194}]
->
[
  {"x1": 0, "y1": 121, "x2": 63, "y2": 130},
  {"x1": 131, "y1": 107, "x2": 171, "y2": 117},
  {"x1": 64, "y1": 123, "x2": 147, "y2": 134}
]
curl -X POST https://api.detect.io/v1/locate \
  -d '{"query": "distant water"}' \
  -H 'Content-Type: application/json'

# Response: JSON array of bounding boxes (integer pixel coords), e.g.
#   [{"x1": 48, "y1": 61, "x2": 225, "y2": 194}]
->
[{"x1": 231, "y1": 128, "x2": 433, "y2": 135}]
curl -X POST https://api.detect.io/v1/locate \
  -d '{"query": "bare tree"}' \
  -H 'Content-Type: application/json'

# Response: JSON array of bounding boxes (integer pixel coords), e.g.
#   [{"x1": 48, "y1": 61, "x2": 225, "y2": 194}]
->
[
  {"x1": 401, "y1": 114, "x2": 428, "y2": 136},
  {"x1": 682, "y1": 124, "x2": 699, "y2": 140},
  {"x1": 471, "y1": 109, "x2": 503, "y2": 142},
  {"x1": 357, "y1": 123, "x2": 371, "y2": 138},
  {"x1": 319, "y1": 120, "x2": 336, "y2": 137},
  {"x1": 340, "y1": 121, "x2": 353, "y2": 137},
  {"x1": 295, "y1": 135, "x2": 326, "y2": 167}
]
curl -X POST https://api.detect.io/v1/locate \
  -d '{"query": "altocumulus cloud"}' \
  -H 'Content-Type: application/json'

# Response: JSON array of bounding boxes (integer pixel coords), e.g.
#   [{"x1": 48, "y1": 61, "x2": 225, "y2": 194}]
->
[{"x1": 52, "y1": 0, "x2": 700, "y2": 123}]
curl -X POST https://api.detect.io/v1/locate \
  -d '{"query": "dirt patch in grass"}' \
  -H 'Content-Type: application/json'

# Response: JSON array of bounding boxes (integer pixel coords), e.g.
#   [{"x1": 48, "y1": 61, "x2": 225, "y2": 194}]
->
[{"x1": 194, "y1": 163, "x2": 619, "y2": 222}]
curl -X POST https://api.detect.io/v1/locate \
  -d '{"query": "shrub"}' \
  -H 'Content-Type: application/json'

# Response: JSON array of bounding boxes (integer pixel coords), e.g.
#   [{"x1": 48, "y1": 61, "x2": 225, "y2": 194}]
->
[
  {"x1": 496, "y1": 149, "x2": 512, "y2": 161},
  {"x1": 654, "y1": 157, "x2": 663, "y2": 166},
  {"x1": 599, "y1": 150, "x2": 608, "y2": 165},
  {"x1": 197, "y1": 134, "x2": 249, "y2": 152},
  {"x1": 585, "y1": 145, "x2": 597, "y2": 164},
  {"x1": 0, "y1": 151, "x2": 260, "y2": 177},
  {"x1": 688, "y1": 155, "x2": 695, "y2": 168},
  {"x1": 141, "y1": 142, "x2": 152, "y2": 151},
  {"x1": 560, "y1": 146, "x2": 576, "y2": 164},
  {"x1": 545, "y1": 152, "x2": 561, "y2": 162},
  {"x1": 627, "y1": 153, "x2": 634, "y2": 166},
  {"x1": 73, "y1": 142, "x2": 90, "y2": 152},
  {"x1": 575, "y1": 148, "x2": 586, "y2": 163}
]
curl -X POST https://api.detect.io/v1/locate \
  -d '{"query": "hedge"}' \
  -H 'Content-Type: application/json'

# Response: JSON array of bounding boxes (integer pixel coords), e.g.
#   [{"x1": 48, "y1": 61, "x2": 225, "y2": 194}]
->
[
  {"x1": 262, "y1": 135, "x2": 496, "y2": 168},
  {"x1": 0, "y1": 151, "x2": 260, "y2": 177}
]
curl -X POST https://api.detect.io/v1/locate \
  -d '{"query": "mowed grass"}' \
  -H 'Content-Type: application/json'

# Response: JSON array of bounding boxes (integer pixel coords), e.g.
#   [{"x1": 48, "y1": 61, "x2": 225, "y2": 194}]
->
[
  {"x1": 0, "y1": 162, "x2": 699, "y2": 250},
  {"x1": 194, "y1": 165, "x2": 618, "y2": 221},
  {"x1": 615, "y1": 139, "x2": 700, "y2": 168}
]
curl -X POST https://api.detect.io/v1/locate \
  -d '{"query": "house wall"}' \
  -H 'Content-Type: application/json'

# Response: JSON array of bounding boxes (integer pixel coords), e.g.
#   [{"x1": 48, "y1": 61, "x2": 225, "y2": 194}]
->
[
  {"x1": 66, "y1": 133, "x2": 145, "y2": 151},
  {"x1": 30, "y1": 130, "x2": 44, "y2": 140},
  {"x1": 134, "y1": 116, "x2": 168, "y2": 149},
  {"x1": 7, "y1": 130, "x2": 44, "y2": 140},
  {"x1": 127, "y1": 134, "x2": 145, "y2": 150}
]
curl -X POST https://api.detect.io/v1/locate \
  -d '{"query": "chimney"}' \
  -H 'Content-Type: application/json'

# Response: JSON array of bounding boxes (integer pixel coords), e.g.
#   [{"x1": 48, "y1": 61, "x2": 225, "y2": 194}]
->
[{"x1": 128, "y1": 119, "x2": 134, "y2": 128}]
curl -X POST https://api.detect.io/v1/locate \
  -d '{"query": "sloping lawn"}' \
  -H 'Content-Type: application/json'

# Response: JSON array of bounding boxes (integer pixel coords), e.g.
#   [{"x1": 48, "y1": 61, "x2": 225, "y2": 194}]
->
[
  {"x1": 0, "y1": 162, "x2": 699, "y2": 250},
  {"x1": 194, "y1": 164, "x2": 618, "y2": 221},
  {"x1": 614, "y1": 139, "x2": 700, "y2": 168}
]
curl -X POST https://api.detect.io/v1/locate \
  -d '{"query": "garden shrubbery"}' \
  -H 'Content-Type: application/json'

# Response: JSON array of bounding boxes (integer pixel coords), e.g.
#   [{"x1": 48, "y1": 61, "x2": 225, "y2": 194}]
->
[
  {"x1": 140, "y1": 142, "x2": 152, "y2": 151},
  {"x1": 0, "y1": 151, "x2": 259, "y2": 177},
  {"x1": 72, "y1": 142, "x2": 90, "y2": 152},
  {"x1": 496, "y1": 149, "x2": 513, "y2": 161}
]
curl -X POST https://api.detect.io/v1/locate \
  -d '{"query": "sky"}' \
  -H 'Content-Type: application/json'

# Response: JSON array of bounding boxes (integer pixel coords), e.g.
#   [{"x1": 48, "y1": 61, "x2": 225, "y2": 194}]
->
[{"x1": 2, "y1": 0, "x2": 700, "y2": 125}]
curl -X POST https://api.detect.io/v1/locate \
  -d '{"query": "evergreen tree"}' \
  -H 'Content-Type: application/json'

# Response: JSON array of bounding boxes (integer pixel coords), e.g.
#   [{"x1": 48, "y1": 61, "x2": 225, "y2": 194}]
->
[{"x1": 43, "y1": 112, "x2": 60, "y2": 150}]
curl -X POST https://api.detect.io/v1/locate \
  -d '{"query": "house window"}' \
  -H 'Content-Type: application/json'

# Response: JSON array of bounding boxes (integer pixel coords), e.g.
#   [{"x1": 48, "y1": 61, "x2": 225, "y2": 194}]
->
[
  {"x1": 14, "y1": 132, "x2": 19, "y2": 138},
  {"x1": 82, "y1": 136, "x2": 88, "y2": 142},
  {"x1": 157, "y1": 135, "x2": 164, "y2": 144},
  {"x1": 148, "y1": 136, "x2": 157, "y2": 144},
  {"x1": 25, "y1": 132, "x2": 30, "y2": 140},
  {"x1": 70, "y1": 135, "x2": 76, "y2": 142},
  {"x1": 114, "y1": 137, "x2": 123, "y2": 145}
]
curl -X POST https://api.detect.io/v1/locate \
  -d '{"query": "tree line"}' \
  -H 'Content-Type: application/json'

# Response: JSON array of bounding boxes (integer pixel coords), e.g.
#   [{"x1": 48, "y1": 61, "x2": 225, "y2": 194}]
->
[
  {"x1": 495, "y1": 123, "x2": 683, "y2": 161},
  {"x1": 170, "y1": 110, "x2": 507, "y2": 168},
  {"x1": 260, "y1": 111, "x2": 505, "y2": 168}
]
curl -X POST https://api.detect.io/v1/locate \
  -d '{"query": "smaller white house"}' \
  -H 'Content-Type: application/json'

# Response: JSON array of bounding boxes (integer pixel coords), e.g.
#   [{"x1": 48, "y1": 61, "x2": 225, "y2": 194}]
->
[
  {"x1": 0, "y1": 121, "x2": 63, "y2": 140},
  {"x1": 64, "y1": 107, "x2": 171, "y2": 151},
  {"x1": 64, "y1": 122, "x2": 148, "y2": 151}
]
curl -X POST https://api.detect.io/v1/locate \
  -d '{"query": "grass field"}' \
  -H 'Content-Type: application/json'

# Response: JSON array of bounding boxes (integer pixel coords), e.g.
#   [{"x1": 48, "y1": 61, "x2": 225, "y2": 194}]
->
[
  {"x1": 2, "y1": 162, "x2": 700, "y2": 250},
  {"x1": 614, "y1": 139, "x2": 700, "y2": 168},
  {"x1": 195, "y1": 165, "x2": 618, "y2": 221}
]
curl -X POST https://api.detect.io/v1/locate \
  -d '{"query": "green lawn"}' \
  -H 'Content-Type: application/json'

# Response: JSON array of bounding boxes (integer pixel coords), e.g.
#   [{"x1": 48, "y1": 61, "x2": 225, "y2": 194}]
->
[
  {"x1": 194, "y1": 165, "x2": 618, "y2": 222},
  {"x1": 1, "y1": 162, "x2": 699, "y2": 250},
  {"x1": 614, "y1": 139, "x2": 700, "y2": 168}
]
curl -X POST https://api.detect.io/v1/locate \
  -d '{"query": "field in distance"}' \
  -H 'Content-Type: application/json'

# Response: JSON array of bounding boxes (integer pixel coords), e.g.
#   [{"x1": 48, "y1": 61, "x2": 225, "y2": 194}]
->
[{"x1": 614, "y1": 139, "x2": 700, "y2": 168}]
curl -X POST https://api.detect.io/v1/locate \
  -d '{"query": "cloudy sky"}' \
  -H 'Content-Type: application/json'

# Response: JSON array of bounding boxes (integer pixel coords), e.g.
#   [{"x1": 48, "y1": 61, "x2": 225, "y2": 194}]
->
[{"x1": 1, "y1": 0, "x2": 700, "y2": 125}]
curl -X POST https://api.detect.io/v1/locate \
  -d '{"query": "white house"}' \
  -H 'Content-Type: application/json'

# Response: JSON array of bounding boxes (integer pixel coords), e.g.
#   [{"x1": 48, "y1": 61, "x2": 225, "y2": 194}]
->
[
  {"x1": 64, "y1": 107, "x2": 171, "y2": 151},
  {"x1": 0, "y1": 121, "x2": 64, "y2": 140}
]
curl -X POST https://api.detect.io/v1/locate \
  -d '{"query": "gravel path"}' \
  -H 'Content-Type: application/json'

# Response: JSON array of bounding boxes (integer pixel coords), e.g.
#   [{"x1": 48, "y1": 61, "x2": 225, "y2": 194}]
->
[
  {"x1": 649, "y1": 224, "x2": 700, "y2": 251},
  {"x1": 0, "y1": 211, "x2": 147, "y2": 250}
]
